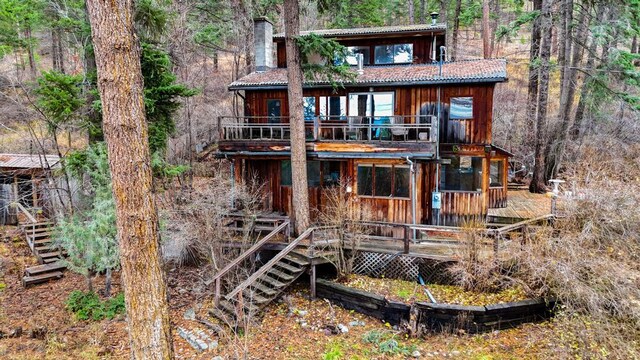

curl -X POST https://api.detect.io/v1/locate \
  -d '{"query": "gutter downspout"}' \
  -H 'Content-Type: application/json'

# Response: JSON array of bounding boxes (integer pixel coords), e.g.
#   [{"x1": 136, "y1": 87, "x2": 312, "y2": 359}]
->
[{"x1": 406, "y1": 156, "x2": 417, "y2": 241}]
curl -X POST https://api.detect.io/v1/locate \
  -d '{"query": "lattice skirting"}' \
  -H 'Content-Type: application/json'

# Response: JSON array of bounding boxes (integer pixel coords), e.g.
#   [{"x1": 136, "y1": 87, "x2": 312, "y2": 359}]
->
[{"x1": 352, "y1": 251, "x2": 455, "y2": 284}]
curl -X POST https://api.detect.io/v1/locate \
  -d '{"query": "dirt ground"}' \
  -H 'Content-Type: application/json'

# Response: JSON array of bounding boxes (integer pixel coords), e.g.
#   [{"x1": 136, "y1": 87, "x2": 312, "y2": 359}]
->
[{"x1": 0, "y1": 227, "x2": 562, "y2": 360}]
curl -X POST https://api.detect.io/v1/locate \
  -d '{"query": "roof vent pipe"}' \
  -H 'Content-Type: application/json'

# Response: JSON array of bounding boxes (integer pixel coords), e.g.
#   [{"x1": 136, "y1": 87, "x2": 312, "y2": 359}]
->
[
  {"x1": 254, "y1": 17, "x2": 273, "y2": 72},
  {"x1": 430, "y1": 12, "x2": 439, "y2": 25},
  {"x1": 357, "y1": 53, "x2": 364, "y2": 75}
]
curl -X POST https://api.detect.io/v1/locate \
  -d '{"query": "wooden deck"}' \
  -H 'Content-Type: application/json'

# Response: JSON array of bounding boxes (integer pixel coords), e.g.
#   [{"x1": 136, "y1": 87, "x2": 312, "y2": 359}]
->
[{"x1": 487, "y1": 190, "x2": 553, "y2": 223}]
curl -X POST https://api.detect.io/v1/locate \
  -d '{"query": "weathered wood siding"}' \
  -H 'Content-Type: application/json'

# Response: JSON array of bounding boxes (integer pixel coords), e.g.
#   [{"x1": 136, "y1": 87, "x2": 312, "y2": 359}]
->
[
  {"x1": 243, "y1": 85, "x2": 494, "y2": 144},
  {"x1": 488, "y1": 187, "x2": 508, "y2": 208}
]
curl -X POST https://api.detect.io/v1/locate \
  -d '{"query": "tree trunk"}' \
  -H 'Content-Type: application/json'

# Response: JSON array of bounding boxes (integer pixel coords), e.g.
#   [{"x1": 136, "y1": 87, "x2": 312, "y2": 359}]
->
[
  {"x1": 85, "y1": 1, "x2": 174, "y2": 359},
  {"x1": 25, "y1": 27, "x2": 37, "y2": 77},
  {"x1": 451, "y1": 0, "x2": 462, "y2": 61},
  {"x1": 283, "y1": 0, "x2": 310, "y2": 234},
  {"x1": 525, "y1": 0, "x2": 543, "y2": 150},
  {"x1": 546, "y1": 0, "x2": 584, "y2": 179},
  {"x1": 571, "y1": 7, "x2": 604, "y2": 141},
  {"x1": 489, "y1": 0, "x2": 499, "y2": 56},
  {"x1": 420, "y1": 0, "x2": 427, "y2": 23},
  {"x1": 529, "y1": 0, "x2": 552, "y2": 194},
  {"x1": 408, "y1": 0, "x2": 415, "y2": 24},
  {"x1": 631, "y1": 36, "x2": 638, "y2": 53},
  {"x1": 557, "y1": 0, "x2": 568, "y2": 89},
  {"x1": 105, "y1": 267, "x2": 112, "y2": 298},
  {"x1": 86, "y1": 271, "x2": 94, "y2": 292},
  {"x1": 482, "y1": 0, "x2": 491, "y2": 58}
]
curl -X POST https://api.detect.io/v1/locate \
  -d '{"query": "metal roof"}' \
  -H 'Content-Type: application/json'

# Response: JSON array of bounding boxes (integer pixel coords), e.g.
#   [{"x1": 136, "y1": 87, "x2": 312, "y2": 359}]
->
[
  {"x1": 0, "y1": 153, "x2": 61, "y2": 169},
  {"x1": 229, "y1": 59, "x2": 508, "y2": 90},
  {"x1": 273, "y1": 23, "x2": 447, "y2": 40}
]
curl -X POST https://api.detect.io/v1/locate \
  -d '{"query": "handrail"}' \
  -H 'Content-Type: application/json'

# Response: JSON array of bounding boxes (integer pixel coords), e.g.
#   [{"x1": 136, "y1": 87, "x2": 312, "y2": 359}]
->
[
  {"x1": 11, "y1": 202, "x2": 38, "y2": 224},
  {"x1": 225, "y1": 225, "x2": 336, "y2": 301},
  {"x1": 490, "y1": 214, "x2": 555, "y2": 236},
  {"x1": 212, "y1": 220, "x2": 290, "y2": 307}
]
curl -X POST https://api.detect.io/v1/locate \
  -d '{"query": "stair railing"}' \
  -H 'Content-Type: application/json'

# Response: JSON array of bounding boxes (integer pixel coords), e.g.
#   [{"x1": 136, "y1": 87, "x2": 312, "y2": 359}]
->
[
  {"x1": 12, "y1": 202, "x2": 39, "y2": 250},
  {"x1": 225, "y1": 225, "x2": 337, "y2": 302},
  {"x1": 211, "y1": 220, "x2": 290, "y2": 307}
]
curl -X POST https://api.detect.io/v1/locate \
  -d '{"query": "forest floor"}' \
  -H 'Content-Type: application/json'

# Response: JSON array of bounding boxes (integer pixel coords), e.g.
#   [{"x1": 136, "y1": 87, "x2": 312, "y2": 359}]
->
[{"x1": 0, "y1": 229, "x2": 566, "y2": 360}]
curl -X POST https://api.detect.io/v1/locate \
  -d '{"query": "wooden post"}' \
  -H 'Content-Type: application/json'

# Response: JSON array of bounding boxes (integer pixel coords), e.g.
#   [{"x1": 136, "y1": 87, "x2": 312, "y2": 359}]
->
[
  {"x1": 313, "y1": 116, "x2": 319, "y2": 141},
  {"x1": 310, "y1": 264, "x2": 317, "y2": 299},
  {"x1": 403, "y1": 226, "x2": 410, "y2": 254},
  {"x1": 217, "y1": 116, "x2": 223, "y2": 140},
  {"x1": 214, "y1": 278, "x2": 221, "y2": 307}
]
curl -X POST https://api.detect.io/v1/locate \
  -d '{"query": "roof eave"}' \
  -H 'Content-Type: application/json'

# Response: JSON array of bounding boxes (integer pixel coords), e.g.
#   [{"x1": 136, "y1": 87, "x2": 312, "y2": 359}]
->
[{"x1": 228, "y1": 76, "x2": 507, "y2": 91}]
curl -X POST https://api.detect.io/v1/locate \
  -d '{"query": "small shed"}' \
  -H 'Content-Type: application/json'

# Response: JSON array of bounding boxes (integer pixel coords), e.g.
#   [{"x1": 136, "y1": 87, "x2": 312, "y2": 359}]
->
[{"x1": 0, "y1": 153, "x2": 61, "y2": 225}]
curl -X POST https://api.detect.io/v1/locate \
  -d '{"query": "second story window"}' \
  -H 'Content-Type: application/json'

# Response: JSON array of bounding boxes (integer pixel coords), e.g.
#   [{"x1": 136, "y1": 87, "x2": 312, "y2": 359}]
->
[
  {"x1": 346, "y1": 46, "x2": 371, "y2": 65},
  {"x1": 303, "y1": 97, "x2": 316, "y2": 122},
  {"x1": 319, "y1": 96, "x2": 347, "y2": 121},
  {"x1": 374, "y1": 44, "x2": 414, "y2": 64},
  {"x1": 450, "y1": 97, "x2": 473, "y2": 119}
]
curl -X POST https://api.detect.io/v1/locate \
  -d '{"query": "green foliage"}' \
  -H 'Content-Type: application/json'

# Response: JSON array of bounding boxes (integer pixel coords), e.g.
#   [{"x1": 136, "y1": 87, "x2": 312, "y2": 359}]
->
[
  {"x1": 34, "y1": 71, "x2": 85, "y2": 132},
  {"x1": 135, "y1": 0, "x2": 170, "y2": 42},
  {"x1": 0, "y1": 0, "x2": 43, "y2": 53},
  {"x1": 151, "y1": 152, "x2": 189, "y2": 178},
  {"x1": 55, "y1": 144, "x2": 119, "y2": 280},
  {"x1": 362, "y1": 330, "x2": 385, "y2": 344},
  {"x1": 66, "y1": 291, "x2": 125, "y2": 321},
  {"x1": 361, "y1": 330, "x2": 416, "y2": 355},
  {"x1": 140, "y1": 43, "x2": 197, "y2": 153},
  {"x1": 316, "y1": 0, "x2": 388, "y2": 28},
  {"x1": 322, "y1": 341, "x2": 344, "y2": 360},
  {"x1": 496, "y1": 10, "x2": 540, "y2": 42},
  {"x1": 296, "y1": 34, "x2": 356, "y2": 90}
]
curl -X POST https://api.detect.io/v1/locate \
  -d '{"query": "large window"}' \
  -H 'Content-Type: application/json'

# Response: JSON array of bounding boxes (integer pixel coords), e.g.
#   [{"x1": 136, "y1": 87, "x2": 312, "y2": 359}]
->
[
  {"x1": 303, "y1": 97, "x2": 316, "y2": 122},
  {"x1": 490, "y1": 159, "x2": 504, "y2": 187},
  {"x1": 450, "y1": 97, "x2": 473, "y2": 120},
  {"x1": 281, "y1": 160, "x2": 341, "y2": 187},
  {"x1": 346, "y1": 46, "x2": 371, "y2": 65},
  {"x1": 357, "y1": 164, "x2": 410, "y2": 198},
  {"x1": 374, "y1": 44, "x2": 413, "y2": 64},
  {"x1": 319, "y1": 96, "x2": 347, "y2": 120},
  {"x1": 440, "y1": 156, "x2": 483, "y2": 191},
  {"x1": 347, "y1": 92, "x2": 394, "y2": 117},
  {"x1": 267, "y1": 99, "x2": 281, "y2": 123}
]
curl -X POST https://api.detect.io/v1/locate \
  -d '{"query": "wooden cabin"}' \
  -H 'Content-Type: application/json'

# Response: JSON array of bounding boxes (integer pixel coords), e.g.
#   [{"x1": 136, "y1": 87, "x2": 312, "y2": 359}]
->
[
  {"x1": 216, "y1": 18, "x2": 510, "y2": 226},
  {"x1": 0, "y1": 153, "x2": 60, "y2": 225}
]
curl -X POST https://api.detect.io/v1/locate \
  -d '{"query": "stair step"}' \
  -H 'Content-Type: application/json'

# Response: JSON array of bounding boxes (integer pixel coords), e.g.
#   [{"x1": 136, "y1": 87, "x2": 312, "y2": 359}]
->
[
  {"x1": 242, "y1": 289, "x2": 270, "y2": 305},
  {"x1": 267, "y1": 268, "x2": 294, "y2": 282},
  {"x1": 210, "y1": 306, "x2": 236, "y2": 326},
  {"x1": 43, "y1": 257, "x2": 61, "y2": 264},
  {"x1": 283, "y1": 254, "x2": 310, "y2": 267},
  {"x1": 275, "y1": 261, "x2": 302, "y2": 274},
  {"x1": 38, "y1": 250, "x2": 62, "y2": 258},
  {"x1": 34, "y1": 238, "x2": 53, "y2": 245},
  {"x1": 250, "y1": 282, "x2": 278, "y2": 297},
  {"x1": 22, "y1": 271, "x2": 64, "y2": 287},
  {"x1": 25, "y1": 262, "x2": 66, "y2": 276},
  {"x1": 26, "y1": 231, "x2": 51, "y2": 239},
  {"x1": 35, "y1": 245, "x2": 58, "y2": 253},
  {"x1": 258, "y1": 274, "x2": 287, "y2": 288}
]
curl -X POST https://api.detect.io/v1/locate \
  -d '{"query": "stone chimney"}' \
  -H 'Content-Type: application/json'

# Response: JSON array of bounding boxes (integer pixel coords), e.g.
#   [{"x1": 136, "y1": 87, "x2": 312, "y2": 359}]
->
[{"x1": 254, "y1": 17, "x2": 273, "y2": 72}]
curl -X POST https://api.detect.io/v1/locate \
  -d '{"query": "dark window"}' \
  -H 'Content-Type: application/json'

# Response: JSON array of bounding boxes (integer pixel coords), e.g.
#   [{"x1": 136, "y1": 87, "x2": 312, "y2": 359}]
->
[
  {"x1": 490, "y1": 160, "x2": 504, "y2": 187},
  {"x1": 374, "y1": 44, "x2": 413, "y2": 64},
  {"x1": 281, "y1": 160, "x2": 292, "y2": 186},
  {"x1": 280, "y1": 160, "x2": 322, "y2": 187},
  {"x1": 307, "y1": 161, "x2": 321, "y2": 186},
  {"x1": 357, "y1": 164, "x2": 410, "y2": 198},
  {"x1": 267, "y1": 99, "x2": 281, "y2": 123},
  {"x1": 374, "y1": 166, "x2": 392, "y2": 197},
  {"x1": 357, "y1": 165, "x2": 373, "y2": 196},
  {"x1": 394, "y1": 167, "x2": 410, "y2": 198},
  {"x1": 450, "y1": 97, "x2": 473, "y2": 120},
  {"x1": 440, "y1": 156, "x2": 483, "y2": 191},
  {"x1": 319, "y1": 96, "x2": 347, "y2": 120},
  {"x1": 346, "y1": 46, "x2": 371, "y2": 65},
  {"x1": 322, "y1": 161, "x2": 341, "y2": 187}
]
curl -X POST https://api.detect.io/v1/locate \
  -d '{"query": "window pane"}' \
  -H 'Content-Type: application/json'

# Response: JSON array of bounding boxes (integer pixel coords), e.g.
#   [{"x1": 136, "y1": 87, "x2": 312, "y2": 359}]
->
[
  {"x1": 307, "y1": 161, "x2": 321, "y2": 186},
  {"x1": 394, "y1": 167, "x2": 410, "y2": 198},
  {"x1": 281, "y1": 160, "x2": 292, "y2": 186},
  {"x1": 267, "y1": 99, "x2": 281, "y2": 123},
  {"x1": 303, "y1": 97, "x2": 316, "y2": 122},
  {"x1": 450, "y1": 97, "x2": 473, "y2": 119},
  {"x1": 440, "y1": 156, "x2": 483, "y2": 191},
  {"x1": 322, "y1": 161, "x2": 341, "y2": 187},
  {"x1": 320, "y1": 96, "x2": 346, "y2": 120},
  {"x1": 375, "y1": 166, "x2": 392, "y2": 197},
  {"x1": 393, "y1": 44, "x2": 413, "y2": 63},
  {"x1": 372, "y1": 93, "x2": 394, "y2": 116},
  {"x1": 348, "y1": 94, "x2": 371, "y2": 117},
  {"x1": 374, "y1": 45, "x2": 394, "y2": 64},
  {"x1": 357, "y1": 165, "x2": 373, "y2": 195},
  {"x1": 490, "y1": 160, "x2": 504, "y2": 187},
  {"x1": 346, "y1": 46, "x2": 371, "y2": 65}
]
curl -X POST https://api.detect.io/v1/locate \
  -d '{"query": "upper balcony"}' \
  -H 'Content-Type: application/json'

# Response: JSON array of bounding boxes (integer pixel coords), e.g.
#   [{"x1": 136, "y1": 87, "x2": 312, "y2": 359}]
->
[{"x1": 217, "y1": 115, "x2": 437, "y2": 157}]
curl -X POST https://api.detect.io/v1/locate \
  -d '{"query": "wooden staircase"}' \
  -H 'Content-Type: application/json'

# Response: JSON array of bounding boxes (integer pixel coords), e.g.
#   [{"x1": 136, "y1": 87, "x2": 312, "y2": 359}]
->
[
  {"x1": 209, "y1": 223, "x2": 338, "y2": 328},
  {"x1": 21, "y1": 221, "x2": 67, "y2": 286}
]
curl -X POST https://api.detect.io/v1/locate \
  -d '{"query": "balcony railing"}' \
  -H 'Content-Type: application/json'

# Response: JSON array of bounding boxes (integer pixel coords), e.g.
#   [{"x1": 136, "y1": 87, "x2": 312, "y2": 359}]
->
[{"x1": 218, "y1": 116, "x2": 436, "y2": 143}]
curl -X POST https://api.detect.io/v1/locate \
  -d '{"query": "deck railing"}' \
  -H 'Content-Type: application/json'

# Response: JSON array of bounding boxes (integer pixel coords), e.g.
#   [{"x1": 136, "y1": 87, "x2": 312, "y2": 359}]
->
[{"x1": 217, "y1": 115, "x2": 436, "y2": 143}]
